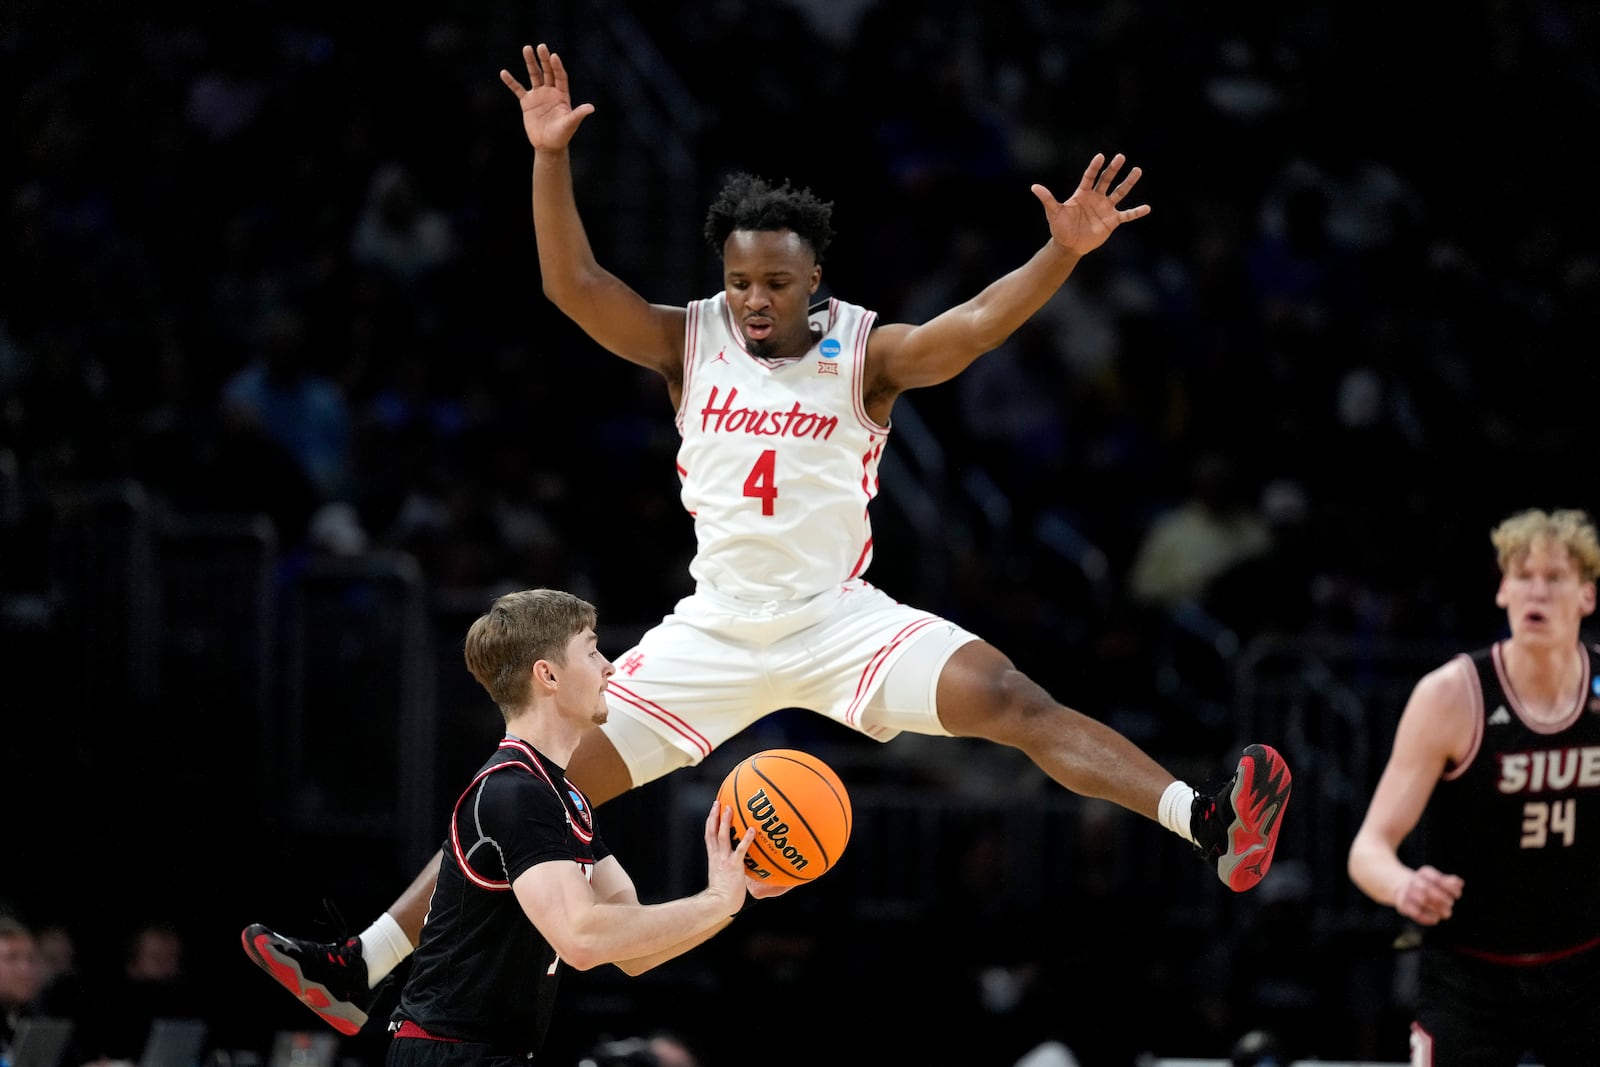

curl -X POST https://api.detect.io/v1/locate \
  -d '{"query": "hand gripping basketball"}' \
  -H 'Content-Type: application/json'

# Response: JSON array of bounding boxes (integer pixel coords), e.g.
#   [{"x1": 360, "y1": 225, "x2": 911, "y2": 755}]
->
[{"x1": 716, "y1": 749, "x2": 853, "y2": 888}]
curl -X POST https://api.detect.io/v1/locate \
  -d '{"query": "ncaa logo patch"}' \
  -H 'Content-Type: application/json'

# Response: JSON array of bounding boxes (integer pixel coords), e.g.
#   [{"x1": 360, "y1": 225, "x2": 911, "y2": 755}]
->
[{"x1": 820, "y1": 338, "x2": 841, "y2": 359}]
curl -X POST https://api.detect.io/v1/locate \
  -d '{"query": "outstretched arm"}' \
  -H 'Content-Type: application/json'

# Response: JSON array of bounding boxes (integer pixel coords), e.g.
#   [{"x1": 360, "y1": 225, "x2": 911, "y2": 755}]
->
[
  {"x1": 512, "y1": 801, "x2": 755, "y2": 973},
  {"x1": 866, "y1": 152, "x2": 1150, "y2": 398},
  {"x1": 500, "y1": 43, "x2": 685, "y2": 378},
  {"x1": 1347, "y1": 661, "x2": 1470, "y2": 925}
]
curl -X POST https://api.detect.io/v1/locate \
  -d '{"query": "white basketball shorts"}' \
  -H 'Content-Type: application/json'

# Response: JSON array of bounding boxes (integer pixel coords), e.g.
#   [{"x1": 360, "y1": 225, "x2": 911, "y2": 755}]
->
[{"x1": 599, "y1": 579, "x2": 980, "y2": 788}]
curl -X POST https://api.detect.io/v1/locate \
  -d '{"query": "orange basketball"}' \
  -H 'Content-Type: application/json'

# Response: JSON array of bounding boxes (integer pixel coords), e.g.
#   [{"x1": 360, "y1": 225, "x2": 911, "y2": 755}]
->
[{"x1": 716, "y1": 748, "x2": 853, "y2": 887}]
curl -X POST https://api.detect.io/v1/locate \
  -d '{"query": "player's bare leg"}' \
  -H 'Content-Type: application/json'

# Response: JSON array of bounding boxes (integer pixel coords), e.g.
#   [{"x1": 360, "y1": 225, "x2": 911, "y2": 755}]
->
[
  {"x1": 565, "y1": 727, "x2": 636, "y2": 806},
  {"x1": 933, "y1": 641, "x2": 1172, "y2": 815},
  {"x1": 933, "y1": 640, "x2": 1290, "y2": 890}
]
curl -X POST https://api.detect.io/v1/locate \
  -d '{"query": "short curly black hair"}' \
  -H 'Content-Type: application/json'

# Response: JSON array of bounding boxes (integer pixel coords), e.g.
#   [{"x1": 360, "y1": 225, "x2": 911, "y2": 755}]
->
[{"x1": 703, "y1": 172, "x2": 835, "y2": 263}]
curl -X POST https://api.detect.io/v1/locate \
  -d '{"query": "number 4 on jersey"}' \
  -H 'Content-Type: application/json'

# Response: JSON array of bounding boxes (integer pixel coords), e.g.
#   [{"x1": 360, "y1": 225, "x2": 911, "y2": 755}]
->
[{"x1": 744, "y1": 449, "x2": 778, "y2": 515}]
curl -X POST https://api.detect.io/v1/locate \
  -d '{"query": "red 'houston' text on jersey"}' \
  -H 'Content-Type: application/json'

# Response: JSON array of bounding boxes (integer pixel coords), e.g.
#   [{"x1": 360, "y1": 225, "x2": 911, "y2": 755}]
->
[{"x1": 675, "y1": 295, "x2": 885, "y2": 602}]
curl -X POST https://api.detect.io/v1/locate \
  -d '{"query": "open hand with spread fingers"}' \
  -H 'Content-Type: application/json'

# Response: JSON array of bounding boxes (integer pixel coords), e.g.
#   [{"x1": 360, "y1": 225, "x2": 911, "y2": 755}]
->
[
  {"x1": 1031, "y1": 152, "x2": 1151, "y2": 257},
  {"x1": 499, "y1": 42, "x2": 595, "y2": 153}
]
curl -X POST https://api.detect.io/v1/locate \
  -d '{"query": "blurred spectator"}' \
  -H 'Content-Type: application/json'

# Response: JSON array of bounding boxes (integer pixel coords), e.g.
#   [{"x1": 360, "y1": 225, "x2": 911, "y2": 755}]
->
[
  {"x1": 307, "y1": 500, "x2": 370, "y2": 558},
  {"x1": 0, "y1": 916, "x2": 43, "y2": 1056},
  {"x1": 33, "y1": 922, "x2": 88, "y2": 1025},
  {"x1": 33, "y1": 925, "x2": 72, "y2": 992},
  {"x1": 1127, "y1": 451, "x2": 1272, "y2": 608},
  {"x1": 220, "y1": 304, "x2": 353, "y2": 503},
  {"x1": 81, "y1": 920, "x2": 208, "y2": 1064},
  {"x1": 580, "y1": 1030, "x2": 701, "y2": 1067},
  {"x1": 1246, "y1": 166, "x2": 1362, "y2": 336},
  {"x1": 1202, "y1": 478, "x2": 1322, "y2": 638},
  {"x1": 349, "y1": 161, "x2": 459, "y2": 285},
  {"x1": 1222, "y1": 861, "x2": 1342, "y2": 1062},
  {"x1": 1013, "y1": 1041, "x2": 1081, "y2": 1067}
]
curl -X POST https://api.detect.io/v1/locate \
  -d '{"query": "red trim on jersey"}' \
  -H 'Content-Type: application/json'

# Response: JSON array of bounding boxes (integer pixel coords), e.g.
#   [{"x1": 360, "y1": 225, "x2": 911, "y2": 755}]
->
[
  {"x1": 450, "y1": 761, "x2": 525, "y2": 891},
  {"x1": 607, "y1": 681, "x2": 713, "y2": 756},
  {"x1": 1452, "y1": 932, "x2": 1600, "y2": 965},
  {"x1": 1493, "y1": 639, "x2": 1589, "y2": 732},
  {"x1": 845, "y1": 616, "x2": 943, "y2": 727},
  {"x1": 393, "y1": 1021, "x2": 462, "y2": 1043},
  {"x1": 858, "y1": 441, "x2": 882, "y2": 498},
  {"x1": 500, "y1": 737, "x2": 549, "y2": 780},
  {"x1": 1443, "y1": 653, "x2": 1483, "y2": 781},
  {"x1": 845, "y1": 439, "x2": 883, "y2": 579},
  {"x1": 848, "y1": 305, "x2": 885, "y2": 432},
  {"x1": 677, "y1": 301, "x2": 700, "y2": 437},
  {"x1": 448, "y1": 742, "x2": 597, "y2": 889},
  {"x1": 815, "y1": 297, "x2": 839, "y2": 336},
  {"x1": 500, "y1": 737, "x2": 595, "y2": 844},
  {"x1": 846, "y1": 536, "x2": 873, "y2": 582}
]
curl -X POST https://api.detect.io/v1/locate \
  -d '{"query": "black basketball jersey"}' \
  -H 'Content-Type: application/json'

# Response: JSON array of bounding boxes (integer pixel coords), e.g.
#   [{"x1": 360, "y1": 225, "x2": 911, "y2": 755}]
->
[
  {"x1": 394, "y1": 736, "x2": 608, "y2": 1056},
  {"x1": 1418, "y1": 642, "x2": 1600, "y2": 958}
]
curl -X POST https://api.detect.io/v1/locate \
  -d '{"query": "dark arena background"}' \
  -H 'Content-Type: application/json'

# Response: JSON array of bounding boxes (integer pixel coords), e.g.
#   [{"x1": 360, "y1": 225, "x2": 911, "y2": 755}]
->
[{"x1": 3, "y1": 1, "x2": 1598, "y2": 1065}]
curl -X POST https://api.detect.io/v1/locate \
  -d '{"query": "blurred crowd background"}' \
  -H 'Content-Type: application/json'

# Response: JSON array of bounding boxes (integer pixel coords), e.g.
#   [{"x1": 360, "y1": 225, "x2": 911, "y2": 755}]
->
[{"x1": 3, "y1": 1, "x2": 1599, "y2": 1065}]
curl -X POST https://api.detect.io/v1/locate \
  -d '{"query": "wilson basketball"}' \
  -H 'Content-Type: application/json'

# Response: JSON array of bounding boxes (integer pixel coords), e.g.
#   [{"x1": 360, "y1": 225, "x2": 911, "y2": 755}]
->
[{"x1": 716, "y1": 748, "x2": 852, "y2": 887}]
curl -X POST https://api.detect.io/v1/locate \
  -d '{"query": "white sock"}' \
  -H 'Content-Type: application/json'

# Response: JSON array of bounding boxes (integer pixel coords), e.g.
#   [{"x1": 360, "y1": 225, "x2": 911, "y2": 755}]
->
[
  {"x1": 358, "y1": 912, "x2": 413, "y2": 986},
  {"x1": 1158, "y1": 780, "x2": 1198, "y2": 846}
]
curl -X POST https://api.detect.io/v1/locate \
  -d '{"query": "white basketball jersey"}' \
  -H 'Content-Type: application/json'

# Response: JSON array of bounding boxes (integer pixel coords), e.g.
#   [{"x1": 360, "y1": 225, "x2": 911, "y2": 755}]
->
[{"x1": 675, "y1": 293, "x2": 887, "y2": 602}]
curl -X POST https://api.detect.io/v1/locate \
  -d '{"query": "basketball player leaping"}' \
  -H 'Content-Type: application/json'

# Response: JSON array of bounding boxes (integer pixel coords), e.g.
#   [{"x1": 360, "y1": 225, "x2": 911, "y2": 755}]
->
[{"x1": 243, "y1": 41, "x2": 1294, "y2": 1035}]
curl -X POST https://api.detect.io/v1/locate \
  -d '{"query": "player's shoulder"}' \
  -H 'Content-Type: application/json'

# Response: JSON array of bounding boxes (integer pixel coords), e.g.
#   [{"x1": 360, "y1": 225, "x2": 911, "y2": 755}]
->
[
  {"x1": 468, "y1": 771, "x2": 563, "y2": 837},
  {"x1": 1385, "y1": 656, "x2": 1479, "y2": 768},
  {"x1": 1413, "y1": 653, "x2": 1475, "y2": 699},
  {"x1": 474, "y1": 754, "x2": 561, "y2": 802}
]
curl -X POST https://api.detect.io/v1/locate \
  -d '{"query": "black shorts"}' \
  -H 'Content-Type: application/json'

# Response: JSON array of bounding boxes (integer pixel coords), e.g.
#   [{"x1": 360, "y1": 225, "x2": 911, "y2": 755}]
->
[{"x1": 1412, "y1": 946, "x2": 1600, "y2": 1066}]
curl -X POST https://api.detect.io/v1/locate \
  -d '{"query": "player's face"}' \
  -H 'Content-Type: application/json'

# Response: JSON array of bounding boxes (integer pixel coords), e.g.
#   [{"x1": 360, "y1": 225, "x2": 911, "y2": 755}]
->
[
  {"x1": 557, "y1": 628, "x2": 615, "y2": 726},
  {"x1": 1496, "y1": 539, "x2": 1597, "y2": 648},
  {"x1": 722, "y1": 229, "x2": 822, "y2": 360}
]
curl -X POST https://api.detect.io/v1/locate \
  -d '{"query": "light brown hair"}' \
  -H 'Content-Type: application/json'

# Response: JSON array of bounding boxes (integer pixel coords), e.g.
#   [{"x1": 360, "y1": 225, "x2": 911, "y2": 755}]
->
[
  {"x1": 1490, "y1": 508, "x2": 1600, "y2": 583},
  {"x1": 464, "y1": 589, "x2": 597, "y2": 717}
]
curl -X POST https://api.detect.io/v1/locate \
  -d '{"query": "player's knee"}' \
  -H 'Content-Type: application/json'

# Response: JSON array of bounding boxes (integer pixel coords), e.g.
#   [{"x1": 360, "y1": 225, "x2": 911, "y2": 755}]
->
[{"x1": 943, "y1": 664, "x2": 1052, "y2": 743}]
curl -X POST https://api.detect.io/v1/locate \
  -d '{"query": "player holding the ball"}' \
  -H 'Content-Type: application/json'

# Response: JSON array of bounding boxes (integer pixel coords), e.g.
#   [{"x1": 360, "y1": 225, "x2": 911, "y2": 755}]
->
[
  {"x1": 242, "y1": 41, "x2": 1293, "y2": 1034},
  {"x1": 718, "y1": 749, "x2": 855, "y2": 887},
  {"x1": 268, "y1": 588, "x2": 776, "y2": 1064}
]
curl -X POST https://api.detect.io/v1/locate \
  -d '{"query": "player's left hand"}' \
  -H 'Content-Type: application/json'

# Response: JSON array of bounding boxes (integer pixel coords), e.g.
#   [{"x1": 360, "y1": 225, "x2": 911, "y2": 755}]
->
[
  {"x1": 500, "y1": 43, "x2": 595, "y2": 153},
  {"x1": 1032, "y1": 152, "x2": 1150, "y2": 256}
]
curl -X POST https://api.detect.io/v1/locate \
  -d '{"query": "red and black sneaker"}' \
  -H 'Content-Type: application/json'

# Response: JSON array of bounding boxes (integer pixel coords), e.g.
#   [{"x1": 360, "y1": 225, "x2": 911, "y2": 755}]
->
[
  {"x1": 1191, "y1": 744, "x2": 1292, "y2": 892},
  {"x1": 241, "y1": 924, "x2": 371, "y2": 1035}
]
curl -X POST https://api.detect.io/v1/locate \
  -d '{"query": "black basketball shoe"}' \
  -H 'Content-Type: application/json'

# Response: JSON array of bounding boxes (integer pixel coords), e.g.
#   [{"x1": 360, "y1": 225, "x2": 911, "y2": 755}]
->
[{"x1": 241, "y1": 923, "x2": 371, "y2": 1035}]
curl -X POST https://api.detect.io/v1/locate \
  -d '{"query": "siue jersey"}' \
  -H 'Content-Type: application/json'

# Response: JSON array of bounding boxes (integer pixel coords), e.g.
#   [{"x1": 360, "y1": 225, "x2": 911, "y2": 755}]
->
[
  {"x1": 394, "y1": 736, "x2": 607, "y2": 1057},
  {"x1": 676, "y1": 293, "x2": 886, "y2": 603},
  {"x1": 1419, "y1": 642, "x2": 1600, "y2": 959}
]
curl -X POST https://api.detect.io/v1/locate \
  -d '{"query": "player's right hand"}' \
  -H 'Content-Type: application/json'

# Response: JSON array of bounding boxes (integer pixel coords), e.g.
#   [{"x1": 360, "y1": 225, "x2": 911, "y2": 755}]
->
[
  {"x1": 704, "y1": 800, "x2": 757, "y2": 916},
  {"x1": 745, "y1": 877, "x2": 793, "y2": 901},
  {"x1": 1394, "y1": 864, "x2": 1464, "y2": 926}
]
